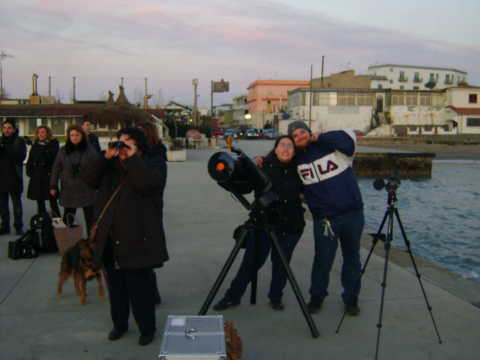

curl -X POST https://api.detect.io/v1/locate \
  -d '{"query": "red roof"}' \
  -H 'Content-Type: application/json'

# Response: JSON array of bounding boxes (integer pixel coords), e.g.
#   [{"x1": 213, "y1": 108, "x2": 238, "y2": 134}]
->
[{"x1": 447, "y1": 106, "x2": 480, "y2": 115}]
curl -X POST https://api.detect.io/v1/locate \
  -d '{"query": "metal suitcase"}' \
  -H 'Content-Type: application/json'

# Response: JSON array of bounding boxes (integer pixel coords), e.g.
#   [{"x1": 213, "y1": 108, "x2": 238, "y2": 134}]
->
[{"x1": 159, "y1": 315, "x2": 227, "y2": 360}]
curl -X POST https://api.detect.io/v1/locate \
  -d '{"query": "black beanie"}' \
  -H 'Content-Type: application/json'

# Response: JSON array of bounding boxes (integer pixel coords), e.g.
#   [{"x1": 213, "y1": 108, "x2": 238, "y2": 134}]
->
[{"x1": 287, "y1": 121, "x2": 311, "y2": 136}]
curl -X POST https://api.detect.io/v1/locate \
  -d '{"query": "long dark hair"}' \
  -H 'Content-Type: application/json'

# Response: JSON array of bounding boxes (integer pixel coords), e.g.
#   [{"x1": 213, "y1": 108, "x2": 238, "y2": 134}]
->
[
  {"x1": 265, "y1": 135, "x2": 296, "y2": 161},
  {"x1": 136, "y1": 121, "x2": 163, "y2": 148}
]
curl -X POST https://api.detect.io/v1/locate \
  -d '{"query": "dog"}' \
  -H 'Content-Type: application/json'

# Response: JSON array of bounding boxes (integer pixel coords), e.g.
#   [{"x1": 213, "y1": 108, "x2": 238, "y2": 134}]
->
[{"x1": 57, "y1": 238, "x2": 106, "y2": 305}]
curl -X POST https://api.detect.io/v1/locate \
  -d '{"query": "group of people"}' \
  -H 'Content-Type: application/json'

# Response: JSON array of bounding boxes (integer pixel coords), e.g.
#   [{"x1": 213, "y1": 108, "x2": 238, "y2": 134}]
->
[
  {"x1": 1, "y1": 117, "x2": 364, "y2": 344},
  {"x1": 213, "y1": 120, "x2": 364, "y2": 317},
  {"x1": 0, "y1": 118, "x2": 168, "y2": 346}
]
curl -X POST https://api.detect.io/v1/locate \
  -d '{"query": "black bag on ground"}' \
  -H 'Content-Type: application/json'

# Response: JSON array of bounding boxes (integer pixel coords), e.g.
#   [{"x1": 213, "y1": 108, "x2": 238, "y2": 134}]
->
[
  {"x1": 30, "y1": 213, "x2": 57, "y2": 252},
  {"x1": 8, "y1": 231, "x2": 39, "y2": 260}
]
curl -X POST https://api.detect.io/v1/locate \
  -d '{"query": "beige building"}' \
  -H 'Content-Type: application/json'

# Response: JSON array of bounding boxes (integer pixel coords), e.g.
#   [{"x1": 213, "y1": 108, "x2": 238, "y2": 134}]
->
[{"x1": 311, "y1": 70, "x2": 388, "y2": 89}]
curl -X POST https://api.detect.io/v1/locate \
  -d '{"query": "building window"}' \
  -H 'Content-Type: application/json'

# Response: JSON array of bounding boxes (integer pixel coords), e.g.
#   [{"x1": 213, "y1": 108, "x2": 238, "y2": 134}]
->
[
  {"x1": 357, "y1": 93, "x2": 374, "y2": 106},
  {"x1": 406, "y1": 93, "x2": 418, "y2": 106},
  {"x1": 413, "y1": 72, "x2": 422, "y2": 83},
  {"x1": 469, "y1": 94, "x2": 477, "y2": 104},
  {"x1": 313, "y1": 93, "x2": 329, "y2": 106},
  {"x1": 51, "y1": 118, "x2": 66, "y2": 135},
  {"x1": 413, "y1": 86, "x2": 419, "y2": 90},
  {"x1": 378, "y1": 84, "x2": 383, "y2": 89},
  {"x1": 400, "y1": 85, "x2": 404, "y2": 90},
  {"x1": 337, "y1": 92, "x2": 355, "y2": 106},
  {"x1": 392, "y1": 94, "x2": 404, "y2": 105},
  {"x1": 399, "y1": 71, "x2": 408, "y2": 82},
  {"x1": 466, "y1": 118, "x2": 480, "y2": 127},
  {"x1": 420, "y1": 93, "x2": 432, "y2": 106},
  {"x1": 300, "y1": 92, "x2": 306, "y2": 106}
]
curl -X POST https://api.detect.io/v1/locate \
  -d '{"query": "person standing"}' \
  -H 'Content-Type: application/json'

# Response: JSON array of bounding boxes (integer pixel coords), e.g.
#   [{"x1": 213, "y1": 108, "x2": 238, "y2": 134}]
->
[
  {"x1": 82, "y1": 119, "x2": 101, "y2": 152},
  {"x1": 84, "y1": 127, "x2": 169, "y2": 346},
  {"x1": 287, "y1": 121, "x2": 364, "y2": 316},
  {"x1": 26, "y1": 126, "x2": 61, "y2": 216},
  {"x1": 136, "y1": 121, "x2": 167, "y2": 306},
  {"x1": 214, "y1": 136, "x2": 305, "y2": 311},
  {"x1": 50, "y1": 124, "x2": 98, "y2": 233},
  {"x1": 0, "y1": 119, "x2": 27, "y2": 235}
]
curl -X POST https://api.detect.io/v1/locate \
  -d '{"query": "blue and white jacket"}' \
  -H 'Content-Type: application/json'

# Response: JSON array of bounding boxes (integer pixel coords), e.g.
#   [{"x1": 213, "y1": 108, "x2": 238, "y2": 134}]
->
[{"x1": 295, "y1": 129, "x2": 363, "y2": 218}]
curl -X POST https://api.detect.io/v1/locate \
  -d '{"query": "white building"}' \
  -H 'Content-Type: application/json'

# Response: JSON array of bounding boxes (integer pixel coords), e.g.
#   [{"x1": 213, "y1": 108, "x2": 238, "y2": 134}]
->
[
  {"x1": 232, "y1": 95, "x2": 249, "y2": 125},
  {"x1": 285, "y1": 86, "x2": 480, "y2": 136},
  {"x1": 367, "y1": 64, "x2": 468, "y2": 90}
]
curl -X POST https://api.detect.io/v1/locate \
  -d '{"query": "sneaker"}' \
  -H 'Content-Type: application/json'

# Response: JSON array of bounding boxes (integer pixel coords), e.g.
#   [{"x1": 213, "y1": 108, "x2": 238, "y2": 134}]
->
[
  {"x1": 307, "y1": 297, "x2": 324, "y2": 314},
  {"x1": 138, "y1": 333, "x2": 155, "y2": 346},
  {"x1": 0, "y1": 228, "x2": 10, "y2": 236},
  {"x1": 345, "y1": 303, "x2": 360, "y2": 316},
  {"x1": 269, "y1": 300, "x2": 285, "y2": 311},
  {"x1": 213, "y1": 297, "x2": 240, "y2": 311}
]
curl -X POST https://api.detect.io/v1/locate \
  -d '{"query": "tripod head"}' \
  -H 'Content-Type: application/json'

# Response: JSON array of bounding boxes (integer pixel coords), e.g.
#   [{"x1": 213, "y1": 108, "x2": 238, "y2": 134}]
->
[{"x1": 373, "y1": 176, "x2": 401, "y2": 205}]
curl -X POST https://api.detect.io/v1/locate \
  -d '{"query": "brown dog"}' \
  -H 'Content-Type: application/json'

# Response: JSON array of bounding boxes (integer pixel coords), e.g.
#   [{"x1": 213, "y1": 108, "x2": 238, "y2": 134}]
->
[{"x1": 57, "y1": 238, "x2": 106, "y2": 305}]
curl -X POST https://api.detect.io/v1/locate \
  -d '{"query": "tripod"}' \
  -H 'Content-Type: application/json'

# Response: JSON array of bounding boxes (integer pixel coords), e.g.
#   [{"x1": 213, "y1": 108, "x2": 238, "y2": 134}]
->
[
  {"x1": 335, "y1": 187, "x2": 442, "y2": 359},
  {"x1": 198, "y1": 193, "x2": 320, "y2": 338}
]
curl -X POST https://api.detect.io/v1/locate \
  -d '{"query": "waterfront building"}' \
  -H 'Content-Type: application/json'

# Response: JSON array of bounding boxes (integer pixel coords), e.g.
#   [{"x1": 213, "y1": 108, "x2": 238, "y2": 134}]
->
[
  {"x1": 247, "y1": 80, "x2": 310, "y2": 129},
  {"x1": 367, "y1": 64, "x2": 468, "y2": 90},
  {"x1": 285, "y1": 85, "x2": 480, "y2": 136}
]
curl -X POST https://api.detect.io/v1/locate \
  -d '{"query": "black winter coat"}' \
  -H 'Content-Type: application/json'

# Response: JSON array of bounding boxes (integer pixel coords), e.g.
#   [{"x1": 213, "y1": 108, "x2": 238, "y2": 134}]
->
[
  {"x1": 253, "y1": 154, "x2": 305, "y2": 234},
  {"x1": 26, "y1": 139, "x2": 59, "y2": 201},
  {"x1": 0, "y1": 132, "x2": 27, "y2": 193},
  {"x1": 84, "y1": 154, "x2": 169, "y2": 270},
  {"x1": 87, "y1": 133, "x2": 101, "y2": 152}
]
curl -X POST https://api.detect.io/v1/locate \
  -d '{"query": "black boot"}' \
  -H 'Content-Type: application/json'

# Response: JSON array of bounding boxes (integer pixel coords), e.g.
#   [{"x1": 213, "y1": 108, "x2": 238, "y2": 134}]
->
[{"x1": 213, "y1": 297, "x2": 240, "y2": 311}]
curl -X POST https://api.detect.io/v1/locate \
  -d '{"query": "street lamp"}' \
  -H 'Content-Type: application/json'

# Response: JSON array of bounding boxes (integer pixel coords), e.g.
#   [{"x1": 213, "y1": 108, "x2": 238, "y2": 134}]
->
[{"x1": 192, "y1": 78, "x2": 199, "y2": 126}]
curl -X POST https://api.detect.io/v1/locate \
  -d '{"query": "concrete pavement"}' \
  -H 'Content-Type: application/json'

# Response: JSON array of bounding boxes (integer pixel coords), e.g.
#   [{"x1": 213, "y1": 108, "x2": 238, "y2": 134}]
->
[{"x1": 1, "y1": 139, "x2": 479, "y2": 360}]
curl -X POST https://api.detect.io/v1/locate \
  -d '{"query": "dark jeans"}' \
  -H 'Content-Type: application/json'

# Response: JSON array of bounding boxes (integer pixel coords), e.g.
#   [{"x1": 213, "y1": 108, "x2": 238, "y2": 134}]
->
[
  {"x1": 225, "y1": 230, "x2": 301, "y2": 303},
  {"x1": 310, "y1": 208, "x2": 364, "y2": 305},
  {"x1": 37, "y1": 198, "x2": 61, "y2": 217},
  {"x1": 0, "y1": 192, "x2": 23, "y2": 231},
  {"x1": 104, "y1": 263, "x2": 156, "y2": 336},
  {"x1": 63, "y1": 206, "x2": 94, "y2": 235}
]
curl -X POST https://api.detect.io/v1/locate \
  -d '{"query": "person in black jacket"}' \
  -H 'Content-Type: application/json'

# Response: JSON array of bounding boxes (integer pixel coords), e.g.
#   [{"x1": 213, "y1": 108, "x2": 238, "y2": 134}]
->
[
  {"x1": 214, "y1": 135, "x2": 305, "y2": 311},
  {"x1": 0, "y1": 119, "x2": 27, "y2": 235},
  {"x1": 136, "y1": 121, "x2": 167, "y2": 306},
  {"x1": 84, "y1": 127, "x2": 169, "y2": 346},
  {"x1": 26, "y1": 125, "x2": 61, "y2": 216},
  {"x1": 82, "y1": 119, "x2": 101, "y2": 152}
]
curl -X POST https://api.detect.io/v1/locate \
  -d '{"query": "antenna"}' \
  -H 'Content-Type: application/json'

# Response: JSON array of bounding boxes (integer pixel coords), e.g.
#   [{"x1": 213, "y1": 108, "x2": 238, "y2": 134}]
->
[{"x1": 0, "y1": 50, "x2": 14, "y2": 99}]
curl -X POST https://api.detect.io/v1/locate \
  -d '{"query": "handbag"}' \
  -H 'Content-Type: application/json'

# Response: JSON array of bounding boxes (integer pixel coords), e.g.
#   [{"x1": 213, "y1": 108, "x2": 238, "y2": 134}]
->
[
  {"x1": 52, "y1": 215, "x2": 83, "y2": 256},
  {"x1": 8, "y1": 231, "x2": 39, "y2": 260}
]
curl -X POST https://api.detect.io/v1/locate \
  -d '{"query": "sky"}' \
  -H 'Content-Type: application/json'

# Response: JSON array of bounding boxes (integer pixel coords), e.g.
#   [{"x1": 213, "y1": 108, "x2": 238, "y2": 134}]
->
[{"x1": 1, "y1": 0, "x2": 479, "y2": 106}]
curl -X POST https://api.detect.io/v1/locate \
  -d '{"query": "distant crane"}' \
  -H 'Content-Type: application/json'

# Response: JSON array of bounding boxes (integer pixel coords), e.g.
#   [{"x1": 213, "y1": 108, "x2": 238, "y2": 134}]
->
[{"x1": 0, "y1": 50, "x2": 14, "y2": 99}]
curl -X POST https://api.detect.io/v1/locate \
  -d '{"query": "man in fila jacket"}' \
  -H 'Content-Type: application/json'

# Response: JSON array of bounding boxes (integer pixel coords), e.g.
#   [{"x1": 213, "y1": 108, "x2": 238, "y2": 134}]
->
[{"x1": 288, "y1": 121, "x2": 364, "y2": 316}]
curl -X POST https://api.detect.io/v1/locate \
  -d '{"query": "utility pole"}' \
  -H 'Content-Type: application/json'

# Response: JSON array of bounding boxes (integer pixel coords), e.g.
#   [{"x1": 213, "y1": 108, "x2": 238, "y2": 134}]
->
[
  {"x1": 309, "y1": 64, "x2": 313, "y2": 128},
  {"x1": 0, "y1": 50, "x2": 14, "y2": 99},
  {"x1": 121, "y1": 77, "x2": 124, "y2": 87},
  {"x1": 192, "y1": 79, "x2": 198, "y2": 126},
  {"x1": 48, "y1": 76, "x2": 52, "y2": 97},
  {"x1": 72, "y1": 76, "x2": 76, "y2": 103},
  {"x1": 321, "y1": 55, "x2": 325, "y2": 87},
  {"x1": 143, "y1": 77, "x2": 152, "y2": 110}
]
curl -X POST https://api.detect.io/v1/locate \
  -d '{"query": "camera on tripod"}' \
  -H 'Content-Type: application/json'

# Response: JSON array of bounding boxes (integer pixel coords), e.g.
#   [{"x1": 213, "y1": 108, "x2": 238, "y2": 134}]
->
[{"x1": 373, "y1": 176, "x2": 401, "y2": 193}]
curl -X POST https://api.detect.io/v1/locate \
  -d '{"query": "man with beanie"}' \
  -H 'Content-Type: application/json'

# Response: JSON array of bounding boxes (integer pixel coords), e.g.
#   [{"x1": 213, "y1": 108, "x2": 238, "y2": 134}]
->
[
  {"x1": 0, "y1": 120, "x2": 27, "y2": 235},
  {"x1": 287, "y1": 121, "x2": 364, "y2": 316}
]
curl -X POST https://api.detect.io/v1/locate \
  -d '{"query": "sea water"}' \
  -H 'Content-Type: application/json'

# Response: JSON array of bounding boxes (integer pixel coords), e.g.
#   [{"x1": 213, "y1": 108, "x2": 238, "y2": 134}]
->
[{"x1": 359, "y1": 160, "x2": 480, "y2": 282}]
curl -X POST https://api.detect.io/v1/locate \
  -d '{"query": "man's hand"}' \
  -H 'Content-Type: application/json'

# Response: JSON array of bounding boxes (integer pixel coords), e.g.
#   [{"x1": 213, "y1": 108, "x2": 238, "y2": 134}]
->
[
  {"x1": 254, "y1": 156, "x2": 264, "y2": 168},
  {"x1": 105, "y1": 147, "x2": 119, "y2": 159},
  {"x1": 50, "y1": 189, "x2": 57, "y2": 198}
]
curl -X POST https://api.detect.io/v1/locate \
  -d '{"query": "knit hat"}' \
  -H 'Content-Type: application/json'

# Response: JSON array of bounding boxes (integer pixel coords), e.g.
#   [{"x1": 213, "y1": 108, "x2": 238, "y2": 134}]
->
[{"x1": 287, "y1": 121, "x2": 311, "y2": 136}]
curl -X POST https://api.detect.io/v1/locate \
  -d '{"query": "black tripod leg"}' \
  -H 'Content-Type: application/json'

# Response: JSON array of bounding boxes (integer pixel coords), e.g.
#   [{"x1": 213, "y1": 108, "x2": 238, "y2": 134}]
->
[
  {"x1": 198, "y1": 233, "x2": 247, "y2": 315},
  {"x1": 336, "y1": 209, "x2": 390, "y2": 333},
  {"x1": 374, "y1": 212, "x2": 394, "y2": 360},
  {"x1": 250, "y1": 240, "x2": 258, "y2": 305},
  {"x1": 269, "y1": 229, "x2": 320, "y2": 338},
  {"x1": 394, "y1": 209, "x2": 443, "y2": 344}
]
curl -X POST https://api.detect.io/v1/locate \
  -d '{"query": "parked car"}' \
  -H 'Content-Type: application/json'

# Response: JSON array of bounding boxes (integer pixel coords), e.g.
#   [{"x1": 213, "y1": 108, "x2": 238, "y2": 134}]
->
[
  {"x1": 224, "y1": 128, "x2": 238, "y2": 138},
  {"x1": 212, "y1": 128, "x2": 224, "y2": 136},
  {"x1": 245, "y1": 129, "x2": 260, "y2": 139},
  {"x1": 263, "y1": 129, "x2": 279, "y2": 139}
]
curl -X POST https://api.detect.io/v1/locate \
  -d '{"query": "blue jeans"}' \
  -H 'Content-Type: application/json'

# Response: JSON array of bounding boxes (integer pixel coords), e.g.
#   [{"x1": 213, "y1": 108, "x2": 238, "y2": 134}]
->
[
  {"x1": 225, "y1": 230, "x2": 301, "y2": 303},
  {"x1": 310, "y1": 209, "x2": 364, "y2": 305},
  {"x1": 0, "y1": 192, "x2": 23, "y2": 231}
]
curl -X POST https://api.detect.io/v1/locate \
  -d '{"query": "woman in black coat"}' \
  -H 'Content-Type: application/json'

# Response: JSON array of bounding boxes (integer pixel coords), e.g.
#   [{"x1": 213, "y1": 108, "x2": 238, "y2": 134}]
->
[
  {"x1": 84, "y1": 127, "x2": 169, "y2": 346},
  {"x1": 214, "y1": 135, "x2": 305, "y2": 311},
  {"x1": 136, "y1": 121, "x2": 167, "y2": 306},
  {"x1": 26, "y1": 126, "x2": 61, "y2": 216}
]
